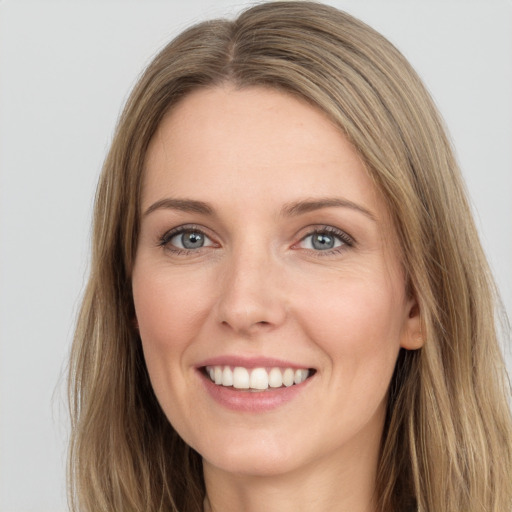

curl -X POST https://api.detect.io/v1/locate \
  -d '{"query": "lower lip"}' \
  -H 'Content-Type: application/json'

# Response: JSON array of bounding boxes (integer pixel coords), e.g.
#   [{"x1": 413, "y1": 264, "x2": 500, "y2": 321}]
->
[{"x1": 199, "y1": 370, "x2": 313, "y2": 412}]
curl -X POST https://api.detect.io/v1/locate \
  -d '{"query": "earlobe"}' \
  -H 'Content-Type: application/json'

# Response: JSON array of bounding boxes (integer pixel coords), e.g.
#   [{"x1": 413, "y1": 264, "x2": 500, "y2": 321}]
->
[{"x1": 401, "y1": 300, "x2": 424, "y2": 350}]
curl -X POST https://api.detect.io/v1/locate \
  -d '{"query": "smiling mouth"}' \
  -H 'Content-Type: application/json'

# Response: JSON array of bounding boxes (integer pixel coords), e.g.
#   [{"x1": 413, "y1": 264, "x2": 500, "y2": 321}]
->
[{"x1": 203, "y1": 365, "x2": 315, "y2": 392}]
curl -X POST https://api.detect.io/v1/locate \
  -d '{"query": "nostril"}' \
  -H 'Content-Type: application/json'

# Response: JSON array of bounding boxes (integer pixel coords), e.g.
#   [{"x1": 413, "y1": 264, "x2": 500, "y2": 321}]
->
[{"x1": 220, "y1": 319, "x2": 272, "y2": 331}]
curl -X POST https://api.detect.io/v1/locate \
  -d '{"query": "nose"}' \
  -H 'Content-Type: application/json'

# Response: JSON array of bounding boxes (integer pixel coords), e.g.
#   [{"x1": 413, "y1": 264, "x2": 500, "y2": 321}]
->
[{"x1": 214, "y1": 245, "x2": 287, "y2": 335}]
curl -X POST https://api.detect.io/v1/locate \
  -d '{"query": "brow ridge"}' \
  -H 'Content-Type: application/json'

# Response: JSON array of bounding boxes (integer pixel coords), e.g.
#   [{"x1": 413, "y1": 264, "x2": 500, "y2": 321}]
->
[
  {"x1": 144, "y1": 198, "x2": 214, "y2": 217},
  {"x1": 143, "y1": 196, "x2": 376, "y2": 221},
  {"x1": 281, "y1": 197, "x2": 376, "y2": 221}
]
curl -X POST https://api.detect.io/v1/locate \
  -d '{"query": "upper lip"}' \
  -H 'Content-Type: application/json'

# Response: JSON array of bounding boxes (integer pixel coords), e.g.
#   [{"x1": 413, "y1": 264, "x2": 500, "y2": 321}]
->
[{"x1": 196, "y1": 355, "x2": 313, "y2": 370}]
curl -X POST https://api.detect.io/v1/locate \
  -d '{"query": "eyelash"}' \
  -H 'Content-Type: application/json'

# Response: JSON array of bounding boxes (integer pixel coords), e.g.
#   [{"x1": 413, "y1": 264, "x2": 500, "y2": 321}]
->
[
  {"x1": 157, "y1": 225, "x2": 355, "y2": 256},
  {"x1": 158, "y1": 225, "x2": 215, "y2": 256},
  {"x1": 297, "y1": 226, "x2": 354, "y2": 256}
]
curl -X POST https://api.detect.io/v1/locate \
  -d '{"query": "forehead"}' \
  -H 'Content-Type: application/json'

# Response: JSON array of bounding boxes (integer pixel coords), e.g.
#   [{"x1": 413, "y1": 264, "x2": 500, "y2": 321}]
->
[{"x1": 142, "y1": 85, "x2": 386, "y2": 219}]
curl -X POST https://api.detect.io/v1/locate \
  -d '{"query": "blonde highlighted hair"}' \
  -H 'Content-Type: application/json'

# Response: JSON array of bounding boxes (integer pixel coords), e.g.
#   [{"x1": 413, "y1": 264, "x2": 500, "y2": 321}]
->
[{"x1": 68, "y1": 2, "x2": 512, "y2": 511}]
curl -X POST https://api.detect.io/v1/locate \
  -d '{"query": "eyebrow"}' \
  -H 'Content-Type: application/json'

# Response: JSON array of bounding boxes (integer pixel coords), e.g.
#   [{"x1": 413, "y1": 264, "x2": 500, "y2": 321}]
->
[
  {"x1": 143, "y1": 198, "x2": 214, "y2": 217},
  {"x1": 281, "y1": 197, "x2": 377, "y2": 222},
  {"x1": 143, "y1": 196, "x2": 376, "y2": 222}
]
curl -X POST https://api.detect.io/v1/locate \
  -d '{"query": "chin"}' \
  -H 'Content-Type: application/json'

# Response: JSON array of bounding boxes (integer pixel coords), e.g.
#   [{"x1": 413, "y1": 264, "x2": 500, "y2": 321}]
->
[
  {"x1": 204, "y1": 451, "x2": 300, "y2": 478},
  {"x1": 194, "y1": 429, "x2": 303, "y2": 477}
]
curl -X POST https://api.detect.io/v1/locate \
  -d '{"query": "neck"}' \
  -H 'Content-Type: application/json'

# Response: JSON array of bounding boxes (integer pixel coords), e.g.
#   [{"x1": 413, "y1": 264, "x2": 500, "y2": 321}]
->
[{"x1": 202, "y1": 434, "x2": 380, "y2": 512}]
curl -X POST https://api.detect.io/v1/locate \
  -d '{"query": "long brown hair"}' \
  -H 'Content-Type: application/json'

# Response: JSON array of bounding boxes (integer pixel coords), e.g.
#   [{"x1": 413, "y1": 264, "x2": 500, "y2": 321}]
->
[{"x1": 68, "y1": 2, "x2": 512, "y2": 511}]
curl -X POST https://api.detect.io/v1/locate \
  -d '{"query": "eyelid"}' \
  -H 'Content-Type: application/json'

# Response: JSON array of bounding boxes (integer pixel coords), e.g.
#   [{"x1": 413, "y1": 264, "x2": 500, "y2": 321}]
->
[
  {"x1": 157, "y1": 223, "x2": 354, "y2": 256},
  {"x1": 158, "y1": 224, "x2": 218, "y2": 253},
  {"x1": 293, "y1": 225, "x2": 355, "y2": 253}
]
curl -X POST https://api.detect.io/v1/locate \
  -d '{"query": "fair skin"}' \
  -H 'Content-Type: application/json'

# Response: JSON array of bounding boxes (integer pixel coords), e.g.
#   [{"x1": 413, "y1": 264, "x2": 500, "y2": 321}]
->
[{"x1": 132, "y1": 85, "x2": 422, "y2": 512}]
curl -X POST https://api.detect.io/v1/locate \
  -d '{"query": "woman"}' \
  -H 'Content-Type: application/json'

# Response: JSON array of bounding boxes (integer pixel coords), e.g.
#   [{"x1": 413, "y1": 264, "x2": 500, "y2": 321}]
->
[{"x1": 68, "y1": 2, "x2": 512, "y2": 511}]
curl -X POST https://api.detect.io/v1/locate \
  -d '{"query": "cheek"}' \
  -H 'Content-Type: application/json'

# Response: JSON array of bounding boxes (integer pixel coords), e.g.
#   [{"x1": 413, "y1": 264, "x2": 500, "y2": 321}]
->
[
  {"x1": 131, "y1": 265, "x2": 213, "y2": 411},
  {"x1": 132, "y1": 265, "x2": 212, "y2": 349},
  {"x1": 297, "y1": 274, "x2": 405, "y2": 377},
  {"x1": 131, "y1": 265, "x2": 214, "y2": 426}
]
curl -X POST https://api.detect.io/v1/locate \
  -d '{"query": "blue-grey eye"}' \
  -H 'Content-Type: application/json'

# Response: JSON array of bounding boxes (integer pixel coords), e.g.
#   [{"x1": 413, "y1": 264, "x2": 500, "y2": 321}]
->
[
  {"x1": 170, "y1": 230, "x2": 213, "y2": 250},
  {"x1": 299, "y1": 231, "x2": 345, "y2": 251},
  {"x1": 312, "y1": 233, "x2": 336, "y2": 250}
]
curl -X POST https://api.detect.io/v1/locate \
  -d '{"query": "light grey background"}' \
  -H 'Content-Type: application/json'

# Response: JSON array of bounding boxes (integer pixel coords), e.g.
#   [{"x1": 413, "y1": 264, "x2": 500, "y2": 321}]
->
[{"x1": 1, "y1": 1, "x2": 511, "y2": 510}]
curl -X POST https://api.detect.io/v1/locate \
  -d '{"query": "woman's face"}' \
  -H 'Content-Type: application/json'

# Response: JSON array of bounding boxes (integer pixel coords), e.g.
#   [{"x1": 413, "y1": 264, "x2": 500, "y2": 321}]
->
[{"x1": 132, "y1": 86, "x2": 421, "y2": 479}]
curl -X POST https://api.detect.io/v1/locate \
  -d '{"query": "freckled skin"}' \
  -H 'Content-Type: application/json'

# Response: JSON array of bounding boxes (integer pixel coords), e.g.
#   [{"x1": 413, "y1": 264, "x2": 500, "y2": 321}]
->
[{"x1": 132, "y1": 86, "x2": 422, "y2": 511}]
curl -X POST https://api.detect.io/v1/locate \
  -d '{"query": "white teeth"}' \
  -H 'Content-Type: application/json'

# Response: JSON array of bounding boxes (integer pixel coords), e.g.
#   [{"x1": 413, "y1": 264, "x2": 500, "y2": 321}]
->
[
  {"x1": 205, "y1": 365, "x2": 311, "y2": 391},
  {"x1": 294, "y1": 369, "x2": 308, "y2": 385},
  {"x1": 250, "y1": 368, "x2": 269, "y2": 390},
  {"x1": 282, "y1": 368, "x2": 295, "y2": 387},
  {"x1": 232, "y1": 367, "x2": 250, "y2": 389},
  {"x1": 268, "y1": 367, "x2": 283, "y2": 388},
  {"x1": 222, "y1": 366, "x2": 233, "y2": 386}
]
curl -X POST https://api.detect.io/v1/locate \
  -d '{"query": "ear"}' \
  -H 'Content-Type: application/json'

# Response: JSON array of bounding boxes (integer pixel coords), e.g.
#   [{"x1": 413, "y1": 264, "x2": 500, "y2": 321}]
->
[{"x1": 400, "y1": 297, "x2": 423, "y2": 350}]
